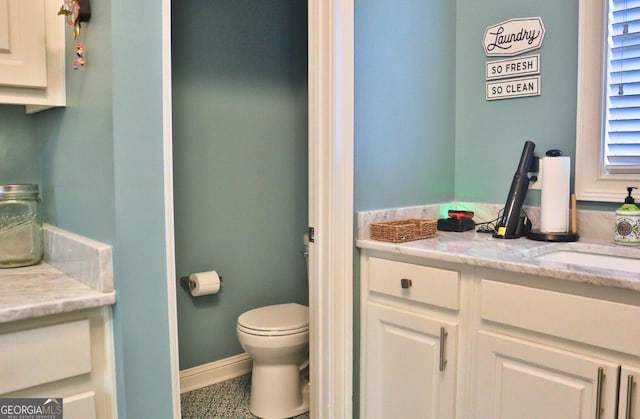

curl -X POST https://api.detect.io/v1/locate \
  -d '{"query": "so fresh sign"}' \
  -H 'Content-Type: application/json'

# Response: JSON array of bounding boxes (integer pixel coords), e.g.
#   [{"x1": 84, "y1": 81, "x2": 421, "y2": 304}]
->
[{"x1": 486, "y1": 55, "x2": 540, "y2": 80}]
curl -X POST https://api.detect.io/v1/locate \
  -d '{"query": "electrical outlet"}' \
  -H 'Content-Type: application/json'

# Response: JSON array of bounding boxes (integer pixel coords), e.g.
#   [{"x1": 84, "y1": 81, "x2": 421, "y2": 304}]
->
[{"x1": 528, "y1": 162, "x2": 542, "y2": 190}]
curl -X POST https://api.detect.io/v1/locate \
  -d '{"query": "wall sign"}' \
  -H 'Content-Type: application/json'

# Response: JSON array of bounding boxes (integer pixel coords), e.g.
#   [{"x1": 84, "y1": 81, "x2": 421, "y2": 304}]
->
[
  {"x1": 483, "y1": 17, "x2": 544, "y2": 101},
  {"x1": 486, "y1": 76, "x2": 540, "y2": 100},
  {"x1": 483, "y1": 17, "x2": 545, "y2": 57},
  {"x1": 486, "y1": 54, "x2": 540, "y2": 80}
]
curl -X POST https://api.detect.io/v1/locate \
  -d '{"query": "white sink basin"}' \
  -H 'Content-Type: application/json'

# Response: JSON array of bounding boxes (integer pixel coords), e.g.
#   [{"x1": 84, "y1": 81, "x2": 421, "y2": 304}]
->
[{"x1": 525, "y1": 243, "x2": 640, "y2": 274}]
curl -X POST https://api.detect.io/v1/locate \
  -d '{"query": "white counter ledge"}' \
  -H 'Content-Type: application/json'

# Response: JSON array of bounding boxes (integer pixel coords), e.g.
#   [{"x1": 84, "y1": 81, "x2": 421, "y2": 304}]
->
[
  {"x1": 357, "y1": 230, "x2": 640, "y2": 293},
  {"x1": 0, "y1": 225, "x2": 116, "y2": 324}
]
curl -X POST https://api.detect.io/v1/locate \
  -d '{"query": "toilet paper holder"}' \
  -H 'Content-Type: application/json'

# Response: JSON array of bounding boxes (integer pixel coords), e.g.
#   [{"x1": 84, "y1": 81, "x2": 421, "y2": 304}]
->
[
  {"x1": 180, "y1": 276, "x2": 193, "y2": 290},
  {"x1": 180, "y1": 273, "x2": 223, "y2": 291}
]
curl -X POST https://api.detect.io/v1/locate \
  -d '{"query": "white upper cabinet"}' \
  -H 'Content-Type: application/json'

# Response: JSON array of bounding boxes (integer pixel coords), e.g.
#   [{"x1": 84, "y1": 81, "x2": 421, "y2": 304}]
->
[
  {"x1": 0, "y1": 0, "x2": 65, "y2": 112},
  {"x1": 0, "y1": 0, "x2": 47, "y2": 88}
]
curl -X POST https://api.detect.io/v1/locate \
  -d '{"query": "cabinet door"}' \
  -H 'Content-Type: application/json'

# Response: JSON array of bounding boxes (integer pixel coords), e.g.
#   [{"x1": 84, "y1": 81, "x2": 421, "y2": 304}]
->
[
  {"x1": 64, "y1": 391, "x2": 96, "y2": 419},
  {"x1": 364, "y1": 302, "x2": 457, "y2": 419},
  {"x1": 619, "y1": 366, "x2": 640, "y2": 419},
  {"x1": 0, "y1": 0, "x2": 47, "y2": 88},
  {"x1": 473, "y1": 331, "x2": 618, "y2": 419},
  {"x1": 0, "y1": 0, "x2": 64, "y2": 109}
]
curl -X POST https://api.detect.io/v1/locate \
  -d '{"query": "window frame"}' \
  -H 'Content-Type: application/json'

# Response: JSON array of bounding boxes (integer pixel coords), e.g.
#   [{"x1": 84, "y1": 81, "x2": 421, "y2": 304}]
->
[{"x1": 575, "y1": 0, "x2": 640, "y2": 202}]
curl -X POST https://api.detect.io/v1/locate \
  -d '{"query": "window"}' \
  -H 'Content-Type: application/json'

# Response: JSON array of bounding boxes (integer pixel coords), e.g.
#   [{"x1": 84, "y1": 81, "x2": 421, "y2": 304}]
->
[
  {"x1": 606, "y1": 0, "x2": 640, "y2": 173},
  {"x1": 575, "y1": 0, "x2": 640, "y2": 202}
]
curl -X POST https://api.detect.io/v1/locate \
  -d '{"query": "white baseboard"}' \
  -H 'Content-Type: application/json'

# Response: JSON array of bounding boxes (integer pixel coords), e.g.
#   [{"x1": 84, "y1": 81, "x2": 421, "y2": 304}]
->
[{"x1": 179, "y1": 353, "x2": 253, "y2": 394}]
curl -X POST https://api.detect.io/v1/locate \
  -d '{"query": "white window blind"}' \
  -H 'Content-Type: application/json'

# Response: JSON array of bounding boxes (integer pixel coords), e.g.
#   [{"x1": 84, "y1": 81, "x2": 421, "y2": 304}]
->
[{"x1": 606, "y1": 0, "x2": 640, "y2": 173}]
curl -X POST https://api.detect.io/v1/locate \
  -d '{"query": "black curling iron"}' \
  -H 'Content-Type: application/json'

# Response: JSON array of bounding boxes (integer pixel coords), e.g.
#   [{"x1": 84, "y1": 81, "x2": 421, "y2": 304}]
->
[{"x1": 493, "y1": 140, "x2": 537, "y2": 239}]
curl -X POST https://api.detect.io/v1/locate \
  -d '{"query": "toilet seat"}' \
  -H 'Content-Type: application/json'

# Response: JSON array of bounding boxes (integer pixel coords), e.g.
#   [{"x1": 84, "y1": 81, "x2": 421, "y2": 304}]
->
[
  {"x1": 237, "y1": 323, "x2": 309, "y2": 336},
  {"x1": 237, "y1": 303, "x2": 309, "y2": 336}
]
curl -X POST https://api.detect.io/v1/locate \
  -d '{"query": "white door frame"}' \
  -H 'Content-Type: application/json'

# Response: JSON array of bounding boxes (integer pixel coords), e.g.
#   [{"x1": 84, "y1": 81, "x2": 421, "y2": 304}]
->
[
  {"x1": 308, "y1": 1, "x2": 354, "y2": 418},
  {"x1": 162, "y1": 0, "x2": 181, "y2": 417},
  {"x1": 163, "y1": 1, "x2": 355, "y2": 417}
]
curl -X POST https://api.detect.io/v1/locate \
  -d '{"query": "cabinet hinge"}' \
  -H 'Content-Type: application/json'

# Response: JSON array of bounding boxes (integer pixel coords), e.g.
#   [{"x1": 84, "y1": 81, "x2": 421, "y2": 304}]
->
[{"x1": 308, "y1": 227, "x2": 315, "y2": 243}]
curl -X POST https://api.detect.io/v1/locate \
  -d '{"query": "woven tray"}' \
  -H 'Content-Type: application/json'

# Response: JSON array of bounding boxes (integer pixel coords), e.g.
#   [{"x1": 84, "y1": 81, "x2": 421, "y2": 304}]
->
[{"x1": 370, "y1": 219, "x2": 437, "y2": 243}]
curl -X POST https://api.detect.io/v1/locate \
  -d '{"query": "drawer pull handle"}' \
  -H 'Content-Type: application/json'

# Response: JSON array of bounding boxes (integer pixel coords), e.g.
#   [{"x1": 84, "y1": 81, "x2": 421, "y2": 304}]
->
[
  {"x1": 439, "y1": 326, "x2": 448, "y2": 372},
  {"x1": 626, "y1": 374, "x2": 635, "y2": 419},
  {"x1": 595, "y1": 367, "x2": 604, "y2": 419},
  {"x1": 400, "y1": 278, "x2": 412, "y2": 289}
]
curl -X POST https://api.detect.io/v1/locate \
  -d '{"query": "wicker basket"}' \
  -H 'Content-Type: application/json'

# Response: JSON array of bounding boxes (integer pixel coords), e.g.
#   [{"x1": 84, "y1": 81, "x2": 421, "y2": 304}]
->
[{"x1": 369, "y1": 219, "x2": 437, "y2": 243}]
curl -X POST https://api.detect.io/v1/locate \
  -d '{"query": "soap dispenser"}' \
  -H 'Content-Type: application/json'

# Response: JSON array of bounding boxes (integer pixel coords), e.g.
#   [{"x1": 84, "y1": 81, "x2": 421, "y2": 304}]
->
[{"x1": 615, "y1": 186, "x2": 640, "y2": 245}]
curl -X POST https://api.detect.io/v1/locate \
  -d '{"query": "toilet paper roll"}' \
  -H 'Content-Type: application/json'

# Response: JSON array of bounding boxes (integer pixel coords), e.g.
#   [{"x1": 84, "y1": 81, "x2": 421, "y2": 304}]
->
[
  {"x1": 188, "y1": 271, "x2": 221, "y2": 296},
  {"x1": 540, "y1": 156, "x2": 571, "y2": 233}
]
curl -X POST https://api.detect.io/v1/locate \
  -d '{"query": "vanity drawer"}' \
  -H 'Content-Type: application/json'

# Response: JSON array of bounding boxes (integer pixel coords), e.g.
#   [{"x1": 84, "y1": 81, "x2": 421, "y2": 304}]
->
[
  {"x1": 480, "y1": 279, "x2": 640, "y2": 357},
  {"x1": 0, "y1": 319, "x2": 92, "y2": 394},
  {"x1": 368, "y1": 257, "x2": 460, "y2": 310}
]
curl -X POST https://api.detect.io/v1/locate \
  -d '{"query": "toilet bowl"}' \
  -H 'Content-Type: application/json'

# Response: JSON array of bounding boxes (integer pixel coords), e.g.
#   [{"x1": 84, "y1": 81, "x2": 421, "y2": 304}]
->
[{"x1": 236, "y1": 303, "x2": 309, "y2": 419}]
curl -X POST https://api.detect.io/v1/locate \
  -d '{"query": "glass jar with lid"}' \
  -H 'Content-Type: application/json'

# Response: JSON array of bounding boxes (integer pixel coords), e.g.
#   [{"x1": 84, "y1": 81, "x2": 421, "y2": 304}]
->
[{"x1": 0, "y1": 184, "x2": 43, "y2": 268}]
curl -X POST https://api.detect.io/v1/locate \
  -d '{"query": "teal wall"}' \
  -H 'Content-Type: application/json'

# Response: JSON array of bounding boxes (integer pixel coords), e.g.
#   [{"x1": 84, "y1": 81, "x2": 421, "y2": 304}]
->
[
  {"x1": 354, "y1": 0, "x2": 457, "y2": 212},
  {"x1": 38, "y1": 0, "x2": 115, "y2": 244},
  {"x1": 0, "y1": 106, "x2": 40, "y2": 185},
  {"x1": 172, "y1": 0, "x2": 309, "y2": 369},
  {"x1": 354, "y1": 0, "x2": 597, "y2": 210},
  {"x1": 111, "y1": 0, "x2": 176, "y2": 416},
  {"x1": 455, "y1": 0, "x2": 580, "y2": 206}
]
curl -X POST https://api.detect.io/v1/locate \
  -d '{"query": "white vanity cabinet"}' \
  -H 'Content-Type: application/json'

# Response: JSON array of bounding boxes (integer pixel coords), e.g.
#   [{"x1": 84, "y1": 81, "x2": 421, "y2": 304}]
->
[
  {"x1": 0, "y1": 0, "x2": 65, "y2": 112},
  {"x1": 360, "y1": 254, "x2": 464, "y2": 419},
  {"x1": 0, "y1": 307, "x2": 116, "y2": 419},
  {"x1": 473, "y1": 269, "x2": 640, "y2": 419},
  {"x1": 359, "y1": 246, "x2": 640, "y2": 419}
]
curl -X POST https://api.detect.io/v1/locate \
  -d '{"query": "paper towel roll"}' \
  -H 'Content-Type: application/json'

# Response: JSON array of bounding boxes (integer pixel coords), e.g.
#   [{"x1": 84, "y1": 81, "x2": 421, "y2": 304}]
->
[
  {"x1": 540, "y1": 155, "x2": 571, "y2": 233},
  {"x1": 189, "y1": 271, "x2": 221, "y2": 296}
]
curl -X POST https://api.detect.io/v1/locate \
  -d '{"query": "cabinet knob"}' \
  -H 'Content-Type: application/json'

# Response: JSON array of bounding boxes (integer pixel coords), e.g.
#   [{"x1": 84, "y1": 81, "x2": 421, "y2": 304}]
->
[{"x1": 400, "y1": 278, "x2": 412, "y2": 289}]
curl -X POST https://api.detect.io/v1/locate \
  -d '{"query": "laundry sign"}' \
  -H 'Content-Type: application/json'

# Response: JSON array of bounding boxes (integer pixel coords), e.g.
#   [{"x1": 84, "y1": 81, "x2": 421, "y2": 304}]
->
[{"x1": 483, "y1": 17, "x2": 545, "y2": 57}]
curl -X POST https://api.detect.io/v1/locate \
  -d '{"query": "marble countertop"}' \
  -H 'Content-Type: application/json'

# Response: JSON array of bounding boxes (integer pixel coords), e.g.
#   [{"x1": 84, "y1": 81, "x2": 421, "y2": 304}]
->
[
  {"x1": 0, "y1": 262, "x2": 115, "y2": 324},
  {"x1": 0, "y1": 225, "x2": 115, "y2": 324},
  {"x1": 357, "y1": 231, "x2": 640, "y2": 293}
]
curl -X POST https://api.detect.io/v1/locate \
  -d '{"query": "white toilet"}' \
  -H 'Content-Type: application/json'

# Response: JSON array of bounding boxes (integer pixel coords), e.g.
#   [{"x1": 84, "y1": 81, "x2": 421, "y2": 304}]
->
[{"x1": 236, "y1": 302, "x2": 309, "y2": 419}]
